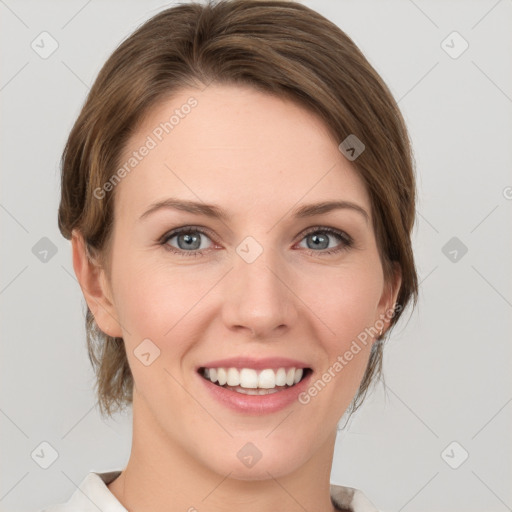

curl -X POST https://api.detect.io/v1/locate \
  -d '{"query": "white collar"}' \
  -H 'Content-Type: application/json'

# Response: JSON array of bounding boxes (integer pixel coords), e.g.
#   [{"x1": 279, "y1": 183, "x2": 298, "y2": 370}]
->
[{"x1": 46, "y1": 470, "x2": 379, "y2": 512}]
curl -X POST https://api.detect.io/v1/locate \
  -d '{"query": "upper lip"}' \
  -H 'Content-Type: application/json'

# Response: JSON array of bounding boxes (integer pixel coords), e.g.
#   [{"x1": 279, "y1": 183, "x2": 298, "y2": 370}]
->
[{"x1": 197, "y1": 357, "x2": 311, "y2": 371}]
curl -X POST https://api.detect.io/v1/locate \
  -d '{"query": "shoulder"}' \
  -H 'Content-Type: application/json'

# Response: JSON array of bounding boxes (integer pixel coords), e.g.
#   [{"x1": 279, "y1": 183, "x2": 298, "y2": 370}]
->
[
  {"x1": 330, "y1": 482, "x2": 380, "y2": 512},
  {"x1": 37, "y1": 470, "x2": 124, "y2": 512}
]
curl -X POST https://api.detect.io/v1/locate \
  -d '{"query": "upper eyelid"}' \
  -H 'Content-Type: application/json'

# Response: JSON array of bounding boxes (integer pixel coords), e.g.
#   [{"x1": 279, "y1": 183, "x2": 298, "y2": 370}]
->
[
  {"x1": 160, "y1": 225, "x2": 215, "y2": 240},
  {"x1": 161, "y1": 225, "x2": 351, "y2": 246}
]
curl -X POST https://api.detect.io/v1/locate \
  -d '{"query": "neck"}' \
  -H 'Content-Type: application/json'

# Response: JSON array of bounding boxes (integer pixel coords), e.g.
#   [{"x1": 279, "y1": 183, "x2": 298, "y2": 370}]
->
[{"x1": 108, "y1": 390, "x2": 340, "y2": 512}]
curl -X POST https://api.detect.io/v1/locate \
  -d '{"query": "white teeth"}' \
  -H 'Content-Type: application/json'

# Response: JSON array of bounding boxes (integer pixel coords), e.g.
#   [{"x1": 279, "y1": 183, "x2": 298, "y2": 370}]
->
[
  {"x1": 275, "y1": 368, "x2": 287, "y2": 386},
  {"x1": 239, "y1": 368, "x2": 258, "y2": 388},
  {"x1": 258, "y1": 369, "x2": 276, "y2": 389},
  {"x1": 217, "y1": 367, "x2": 227, "y2": 386},
  {"x1": 226, "y1": 368, "x2": 239, "y2": 386},
  {"x1": 201, "y1": 366, "x2": 307, "y2": 389}
]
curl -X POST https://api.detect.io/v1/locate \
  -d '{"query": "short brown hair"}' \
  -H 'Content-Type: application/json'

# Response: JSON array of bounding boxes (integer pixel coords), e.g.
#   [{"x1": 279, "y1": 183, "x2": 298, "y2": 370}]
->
[{"x1": 58, "y1": 0, "x2": 419, "y2": 418}]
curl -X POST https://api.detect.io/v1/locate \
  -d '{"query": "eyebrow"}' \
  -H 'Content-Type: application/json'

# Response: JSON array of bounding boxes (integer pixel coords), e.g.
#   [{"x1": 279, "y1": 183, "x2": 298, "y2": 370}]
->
[{"x1": 138, "y1": 198, "x2": 369, "y2": 224}]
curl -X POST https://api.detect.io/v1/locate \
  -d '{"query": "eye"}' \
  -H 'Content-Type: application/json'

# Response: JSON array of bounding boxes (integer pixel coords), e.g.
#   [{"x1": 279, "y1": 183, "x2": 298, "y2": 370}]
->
[
  {"x1": 160, "y1": 227, "x2": 215, "y2": 257},
  {"x1": 297, "y1": 227, "x2": 353, "y2": 256},
  {"x1": 159, "y1": 225, "x2": 354, "y2": 258}
]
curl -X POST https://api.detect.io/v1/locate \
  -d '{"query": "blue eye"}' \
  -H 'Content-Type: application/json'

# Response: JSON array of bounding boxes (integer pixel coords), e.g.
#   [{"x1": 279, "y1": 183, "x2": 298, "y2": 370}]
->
[
  {"x1": 298, "y1": 227, "x2": 353, "y2": 256},
  {"x1": 161, "y1": 227, "x2": 213, "y2": 257},
  {"x1": 159, "y1": 226, "x2": 353, "y2": 258}
]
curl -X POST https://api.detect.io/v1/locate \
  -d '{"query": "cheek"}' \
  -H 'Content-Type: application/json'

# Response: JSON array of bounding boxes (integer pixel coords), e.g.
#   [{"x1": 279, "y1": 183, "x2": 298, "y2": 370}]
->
[
  {"x1": 300, "y1": 270, "x2": 382, "y2": 409},
  {"x1": 111, "y1": 261, "x2": 205, "y2": 400},
  {"x1": 302, "y1": 263, "x2": 383, "y2": 344},
  {"x1": 112, "y1": 254, "x2": 217, "y2": 351},
  {"x1": 112, "y1": 235, "x2": 383, "y2": 357}
]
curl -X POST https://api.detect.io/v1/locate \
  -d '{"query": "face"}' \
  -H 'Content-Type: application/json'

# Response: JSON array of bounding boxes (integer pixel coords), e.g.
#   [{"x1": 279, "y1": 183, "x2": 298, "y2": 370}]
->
[{"x1": 75, "y1": 84, "x2": 400, "y2": 480}]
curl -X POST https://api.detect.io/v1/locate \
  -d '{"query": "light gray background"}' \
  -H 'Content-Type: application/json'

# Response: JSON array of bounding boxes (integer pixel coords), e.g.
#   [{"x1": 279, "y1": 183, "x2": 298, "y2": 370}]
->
[{"x1": 1, "y1": 1, "x2": 511, "y2": 511}]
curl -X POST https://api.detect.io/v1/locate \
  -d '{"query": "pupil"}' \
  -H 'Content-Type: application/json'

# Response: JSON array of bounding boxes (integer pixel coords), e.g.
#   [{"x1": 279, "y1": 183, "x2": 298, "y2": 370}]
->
[
  {"x1": 308, "y1": 233, "x2": 328, "y2": 250},
  {"x1": 179, "y1": 233, "x2": 200, "y2": 250}
]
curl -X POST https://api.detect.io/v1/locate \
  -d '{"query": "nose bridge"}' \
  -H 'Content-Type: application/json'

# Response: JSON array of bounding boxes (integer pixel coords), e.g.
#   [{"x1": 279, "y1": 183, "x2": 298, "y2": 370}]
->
[{"x1": 222, "y1": 236, "x2": 297, "y2": 336}]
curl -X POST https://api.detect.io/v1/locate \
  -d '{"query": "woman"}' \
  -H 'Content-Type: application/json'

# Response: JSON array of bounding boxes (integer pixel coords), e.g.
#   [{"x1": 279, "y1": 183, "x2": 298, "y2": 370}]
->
[{"x1": 47, "y1": 0, "x2": 418, "y2": 510}]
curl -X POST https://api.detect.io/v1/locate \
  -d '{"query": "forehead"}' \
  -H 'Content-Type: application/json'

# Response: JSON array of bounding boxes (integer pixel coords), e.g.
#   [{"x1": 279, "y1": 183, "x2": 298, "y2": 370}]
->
[{"x1": 114, "y1": 84, "x2": 371, "y2": 222}]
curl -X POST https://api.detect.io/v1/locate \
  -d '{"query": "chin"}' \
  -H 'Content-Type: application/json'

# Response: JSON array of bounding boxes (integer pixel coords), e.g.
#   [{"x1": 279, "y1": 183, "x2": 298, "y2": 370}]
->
[{"x1": 203, "y1": 439, "x2": 308, "y2": 481}]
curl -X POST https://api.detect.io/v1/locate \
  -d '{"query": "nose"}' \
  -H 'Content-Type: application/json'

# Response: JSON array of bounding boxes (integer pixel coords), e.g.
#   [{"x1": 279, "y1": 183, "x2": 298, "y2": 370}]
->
[{"x1": 220, "y1": 244, "x2": 298, "y2": 339}]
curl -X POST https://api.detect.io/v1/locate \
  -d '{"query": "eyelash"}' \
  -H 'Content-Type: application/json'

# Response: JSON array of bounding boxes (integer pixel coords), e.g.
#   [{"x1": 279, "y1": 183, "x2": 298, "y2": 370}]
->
[{"x1": 159, "y1": 225, "x2": 354, "y2": 258}]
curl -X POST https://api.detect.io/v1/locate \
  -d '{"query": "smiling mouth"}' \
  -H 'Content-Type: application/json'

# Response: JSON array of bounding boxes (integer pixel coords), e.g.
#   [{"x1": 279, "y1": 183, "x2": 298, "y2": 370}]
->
[{"x1": 198, "y1": 367, "x2": 312, "y2": 395}]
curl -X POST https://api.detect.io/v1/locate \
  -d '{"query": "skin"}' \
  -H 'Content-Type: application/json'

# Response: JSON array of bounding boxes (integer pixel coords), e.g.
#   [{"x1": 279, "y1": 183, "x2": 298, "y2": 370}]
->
[{"x1": 72, "y1": 83, "x2": 401, "y2": 512}]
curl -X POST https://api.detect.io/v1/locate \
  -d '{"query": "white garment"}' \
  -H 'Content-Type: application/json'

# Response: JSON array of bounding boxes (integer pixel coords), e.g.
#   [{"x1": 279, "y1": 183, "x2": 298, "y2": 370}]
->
[{"x1": 40, "y1": 470, "x2": 379, "y2": 512}]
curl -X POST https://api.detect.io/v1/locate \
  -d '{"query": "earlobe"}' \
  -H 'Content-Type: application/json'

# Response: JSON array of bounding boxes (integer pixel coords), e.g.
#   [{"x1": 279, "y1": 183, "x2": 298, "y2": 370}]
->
[{"x1": 71, "y1": 229, "x2": 123, "y2": 338}]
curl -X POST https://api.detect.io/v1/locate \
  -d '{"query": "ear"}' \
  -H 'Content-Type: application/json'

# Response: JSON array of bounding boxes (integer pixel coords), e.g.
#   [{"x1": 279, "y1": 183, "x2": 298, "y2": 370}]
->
[
  {"x1": 376, "y1": 261, "x2": 402, "y2": 336},
  {"x1": 71, "y1": 229, "x2": 123, "y2": 338}
]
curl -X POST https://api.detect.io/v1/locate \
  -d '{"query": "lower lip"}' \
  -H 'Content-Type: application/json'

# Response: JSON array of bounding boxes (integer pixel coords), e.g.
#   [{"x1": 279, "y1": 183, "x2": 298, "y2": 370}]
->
[{"x1": 197, "y1": 370, "x2": 313, "y2": 414}]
